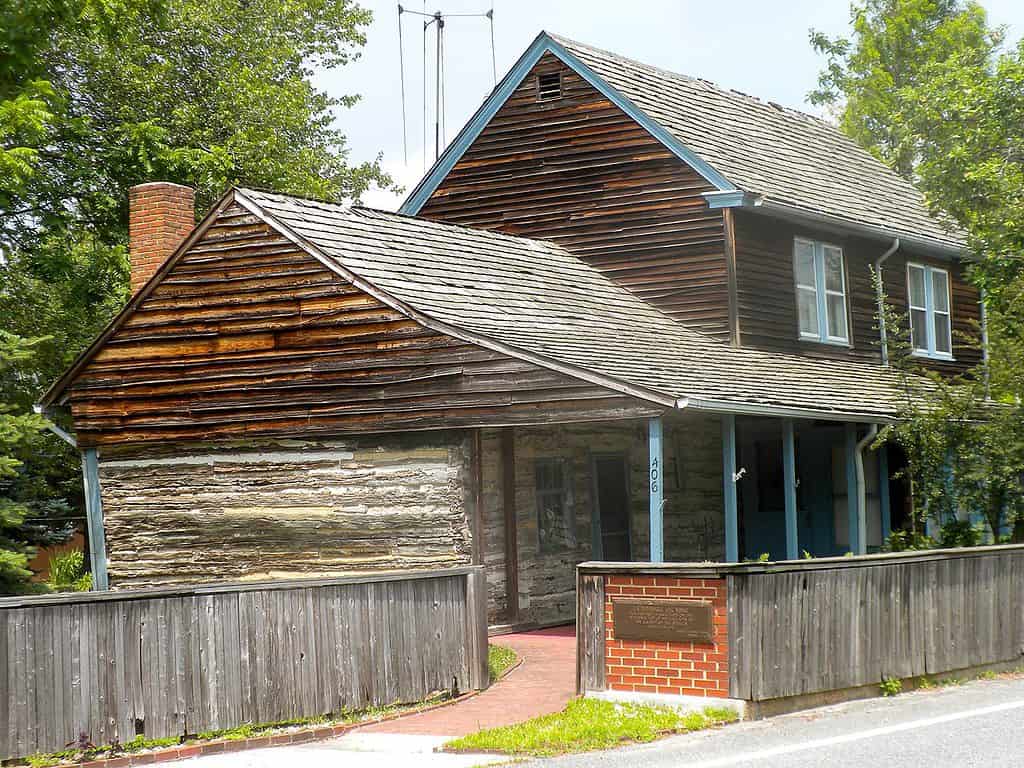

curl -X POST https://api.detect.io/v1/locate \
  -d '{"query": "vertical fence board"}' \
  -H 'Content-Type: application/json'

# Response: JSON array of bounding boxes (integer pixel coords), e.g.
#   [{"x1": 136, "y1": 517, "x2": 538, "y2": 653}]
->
[{"x1": 0, "y1": 567, "x2": 486, "y2": 761}]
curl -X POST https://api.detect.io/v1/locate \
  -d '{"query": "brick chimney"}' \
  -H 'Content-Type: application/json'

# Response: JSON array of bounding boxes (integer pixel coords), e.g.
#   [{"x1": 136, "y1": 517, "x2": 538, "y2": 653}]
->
[{"x1": 128, "y1": 182, "x2": 195, "y2": 292}]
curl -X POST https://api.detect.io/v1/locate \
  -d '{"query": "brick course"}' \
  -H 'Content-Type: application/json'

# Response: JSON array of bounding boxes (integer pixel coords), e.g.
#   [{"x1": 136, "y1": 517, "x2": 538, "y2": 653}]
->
[
  {"x1": 604, "y1": 575, "x2": 729, "y2": 698},
  {"x1": 128, "y1": 182, "x2": 195, "y2": 293}
]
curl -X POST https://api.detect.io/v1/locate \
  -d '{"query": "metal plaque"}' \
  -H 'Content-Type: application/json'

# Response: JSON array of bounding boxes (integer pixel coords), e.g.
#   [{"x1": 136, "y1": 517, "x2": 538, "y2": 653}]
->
[{"x1": 611, "y1": 598, "x2": 714, "y2": 644}]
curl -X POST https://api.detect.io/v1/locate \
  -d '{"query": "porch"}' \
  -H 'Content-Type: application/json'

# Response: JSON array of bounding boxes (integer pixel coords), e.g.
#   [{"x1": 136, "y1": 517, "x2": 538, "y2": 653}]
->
[{"x1": 478, "y1": 411, "x2": 906, "y2": 627}]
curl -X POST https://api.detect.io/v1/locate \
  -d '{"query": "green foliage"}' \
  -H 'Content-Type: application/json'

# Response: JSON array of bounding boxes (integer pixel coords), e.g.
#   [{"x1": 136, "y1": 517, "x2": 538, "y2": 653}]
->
[
  {"x1": 47, "y1": 549, "x2": 92, "y2": 592},
  {"x1": 487, "y1": 644, "x2": 518, "y2": 682},
  {"x1": 444, "y1": 698, "x2": 738, "y2": 757},
  {"x1": 1, "y1": 0, "x2": 392, "y2": 544},
  {"x1": 0, "y1": 332, "x2": 50, "y2": 594},
  {"x1": 885, "y1": 529, "x2": 935, "y2": 552},
  {"x1": 809, "y1": 0, "x2": 1001, "y2": 177},
  {"x1": 873, "y1": 272, "x2": 1024, "y2": 545},
  {"x1": 880, "y1": 676, "x2": 903, "y2": 696}
]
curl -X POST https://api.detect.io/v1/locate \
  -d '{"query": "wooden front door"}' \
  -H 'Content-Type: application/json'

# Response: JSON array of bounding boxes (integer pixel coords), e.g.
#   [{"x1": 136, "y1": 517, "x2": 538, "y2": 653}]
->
[{"x1": 593, "y1": 454, "x2": 632, "y2": 561}]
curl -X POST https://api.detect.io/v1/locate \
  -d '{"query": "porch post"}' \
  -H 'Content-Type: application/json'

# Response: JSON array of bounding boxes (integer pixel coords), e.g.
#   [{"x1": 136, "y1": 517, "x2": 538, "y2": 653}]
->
[
  {"x1": 81, "y1": 447, "x2": 109, "y2": 590},
  {"x1": 722, "y1": 414, "x2": 739, "y2": 562},
  {"x1": 648, "y1": 416, "x2": 664, "y2": 563},
  {"x1": 879, "y1": 443, "x2": 891, "y2": 539},
  {"x1": 500, "y1": 428, "x2": 519, "y2": 622},
  {"x1": 782, "y1": 418, "x2": 798, "y2": 560},
  {"x1": 845, "y1": 423, "x2": 865, "y2": 555}
]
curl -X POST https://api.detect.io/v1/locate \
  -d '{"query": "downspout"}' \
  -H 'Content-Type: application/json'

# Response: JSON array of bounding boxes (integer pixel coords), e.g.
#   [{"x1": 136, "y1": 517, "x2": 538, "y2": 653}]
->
[
  {"x1": 854, "y1": 423, "x2": 879, "y2": 554},
  {"x1": 875, "y1": 238, "x2": 900, "y2": 367}
]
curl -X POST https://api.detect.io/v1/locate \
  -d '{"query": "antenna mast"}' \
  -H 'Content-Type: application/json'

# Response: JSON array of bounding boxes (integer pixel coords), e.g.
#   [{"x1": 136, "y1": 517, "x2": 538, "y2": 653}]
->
[{"x1": 397, "y1": 5, "x2": 497, "y2": 164}]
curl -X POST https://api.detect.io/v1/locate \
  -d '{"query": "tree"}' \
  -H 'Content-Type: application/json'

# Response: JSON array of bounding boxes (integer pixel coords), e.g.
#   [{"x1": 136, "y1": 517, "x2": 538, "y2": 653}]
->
[
  {"x1": 1, "y1": 0, "x2": 391, "y2": 549},
  {"x1": 809, "y1": 0, "x2": 1001, "y2": 177},
  {"x1": 0, "y1": 333, "x2": 49, "y2": 593}
]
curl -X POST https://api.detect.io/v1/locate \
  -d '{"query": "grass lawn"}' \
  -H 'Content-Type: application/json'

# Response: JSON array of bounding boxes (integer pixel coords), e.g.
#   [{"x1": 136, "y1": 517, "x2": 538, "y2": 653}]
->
[
  {"x1": 444, "y1": 697, "x2": 739, "y2": 757},
  {"x1": 488, "y1": 644, "x2": 518, "y2": 682}
]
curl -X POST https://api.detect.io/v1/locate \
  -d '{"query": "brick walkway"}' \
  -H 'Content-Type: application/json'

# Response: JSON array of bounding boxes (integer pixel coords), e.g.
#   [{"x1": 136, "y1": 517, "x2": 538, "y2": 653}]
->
[{"x1": 358, "y1": 625, "x2": 577, "y2": 737}]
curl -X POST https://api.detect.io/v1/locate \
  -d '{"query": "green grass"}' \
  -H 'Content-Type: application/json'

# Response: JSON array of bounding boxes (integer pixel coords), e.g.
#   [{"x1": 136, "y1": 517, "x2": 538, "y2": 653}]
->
[
  {"x1": 488, "y1": 644, "x2": 518, "y2": 682},
  {"x1": 444, "y1": 697, "x2": 739, "y2": 757}
]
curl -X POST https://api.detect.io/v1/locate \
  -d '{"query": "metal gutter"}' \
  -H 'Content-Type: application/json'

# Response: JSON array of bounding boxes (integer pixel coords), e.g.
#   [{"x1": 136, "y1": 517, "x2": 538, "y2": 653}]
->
[{"x1": 676, "y1": 396, "x2": 897, "y2": 425}]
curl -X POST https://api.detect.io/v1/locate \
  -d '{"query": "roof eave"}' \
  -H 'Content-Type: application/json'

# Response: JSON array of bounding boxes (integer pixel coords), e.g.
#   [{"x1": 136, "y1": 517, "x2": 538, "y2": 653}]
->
[
  {"x1": 704, "y1": 191, "x2": 966, "y2": 259},
  {"x1": 399, "y1": 31, "x2": 735, "y2": 216}
]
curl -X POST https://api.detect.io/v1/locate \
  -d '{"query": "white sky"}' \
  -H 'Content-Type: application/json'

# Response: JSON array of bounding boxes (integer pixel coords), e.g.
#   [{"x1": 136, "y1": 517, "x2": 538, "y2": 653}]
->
[{"x1": 314, "y1": 0, "x2": 1024, "y2": 210}]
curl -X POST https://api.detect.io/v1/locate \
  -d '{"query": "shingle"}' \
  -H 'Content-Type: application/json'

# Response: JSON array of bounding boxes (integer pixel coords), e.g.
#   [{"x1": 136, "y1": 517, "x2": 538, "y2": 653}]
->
[
  {"x1": 549, "y1": 34, "x2": 964, "y2": 251},
  {"x1": 241, "y1": 188, "x2": 922, "y2": 421}
]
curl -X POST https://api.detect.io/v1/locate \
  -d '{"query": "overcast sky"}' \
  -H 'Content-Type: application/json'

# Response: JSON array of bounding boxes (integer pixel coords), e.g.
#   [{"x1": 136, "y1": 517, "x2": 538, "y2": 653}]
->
[{"x1": 314, "y1": 0, "x2": 1024, "y2": 210}]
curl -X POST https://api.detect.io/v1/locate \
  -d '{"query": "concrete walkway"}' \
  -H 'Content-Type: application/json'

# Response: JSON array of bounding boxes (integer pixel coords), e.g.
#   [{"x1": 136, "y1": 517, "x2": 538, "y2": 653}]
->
[{"x1": 359, "y1": 624, "x2": 577, "y2": 737}]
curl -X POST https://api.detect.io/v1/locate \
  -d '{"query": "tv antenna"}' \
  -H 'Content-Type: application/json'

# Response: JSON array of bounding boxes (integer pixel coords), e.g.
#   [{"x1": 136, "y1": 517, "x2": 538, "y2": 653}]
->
[{"x1": 397, "y1": 4, "x2": 496, "y2": 168}]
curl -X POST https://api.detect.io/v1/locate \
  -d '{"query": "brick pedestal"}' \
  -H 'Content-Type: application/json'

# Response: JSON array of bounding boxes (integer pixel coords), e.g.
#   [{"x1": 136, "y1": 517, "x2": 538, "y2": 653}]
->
[{"x1": 604, "y1": 575, "x2": 728, "y2": 697}]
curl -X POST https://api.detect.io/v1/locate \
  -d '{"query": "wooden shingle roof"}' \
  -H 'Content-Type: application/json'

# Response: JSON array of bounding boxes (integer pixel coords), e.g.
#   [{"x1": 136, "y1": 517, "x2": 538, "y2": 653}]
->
[
  {"x1": 550, "y1": 35, "x2": 963, "y2": 252},
  {"x1": 240, "y1": 189, "x2": 918, "y2": 421}
]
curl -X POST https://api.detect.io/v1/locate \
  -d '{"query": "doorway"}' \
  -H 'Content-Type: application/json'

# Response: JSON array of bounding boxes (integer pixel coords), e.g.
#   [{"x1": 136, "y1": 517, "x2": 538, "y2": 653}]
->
[{"x1": 592, "y1": 454, "x2": 632, "y2": 561}]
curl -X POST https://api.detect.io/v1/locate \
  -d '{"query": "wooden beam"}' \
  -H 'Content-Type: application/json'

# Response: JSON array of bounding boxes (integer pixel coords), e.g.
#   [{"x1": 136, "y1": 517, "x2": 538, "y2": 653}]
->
[
  {"x1": 723, "y1": 207, "x2": 741, "y2": 346},
  {"x1": 782, "y1": 418, "x2": 798, "y2": 560},
  {"x1": 722, "y1": 414, "x2": 739, "y2": 562},
  {"x1": 648, "y1": 416, "x2": 664, "y2": 563},
  {"x1": 471, "y1": 429, "x2": 484, "y2": 566},
  {"x1": 81, "y1": 447, "x2": 109, "y2": 590},
  {"x1": 501, "y1": 428, "x2": 519, "y2": 622}
]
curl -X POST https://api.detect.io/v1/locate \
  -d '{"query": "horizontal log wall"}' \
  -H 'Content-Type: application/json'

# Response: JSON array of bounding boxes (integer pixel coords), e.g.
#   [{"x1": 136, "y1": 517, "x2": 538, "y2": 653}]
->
[
  {"x1": 733, "y1": 210, "x2": 982, "y2": 373},
  {"x1": 481, "y1": 413, "x2": 724, "y2": 626},
  {"x1": 66, "y1": 203, "x2": 654, "y2": 446},
  {"x1": 0, "y1": 567, "x2": 489, "y2": 761},
  {"x1": 96, "y1": 435, "x2": 475, "y2": 588},
  {"x1": 418, "y1": 53, "x2": 732, "y2": 340}
]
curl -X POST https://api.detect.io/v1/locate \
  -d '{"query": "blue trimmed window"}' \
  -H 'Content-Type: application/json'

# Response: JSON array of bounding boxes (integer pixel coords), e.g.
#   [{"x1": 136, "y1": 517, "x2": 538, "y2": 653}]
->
[
  {"x1": 793, "y1": 238, "x2": 849, "y2": 345},
  {"x1": 907, "y1": 263, "x2": 953, "y2": 359}
]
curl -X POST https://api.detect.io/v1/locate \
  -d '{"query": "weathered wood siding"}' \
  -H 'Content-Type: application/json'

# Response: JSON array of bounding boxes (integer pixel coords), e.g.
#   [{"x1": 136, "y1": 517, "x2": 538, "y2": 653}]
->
[
  {"x1": 0, "y1": 567, "x2": 489, "y2": 762},
  {"x1": 479, "y1": 414, "x2": 724, "y2": 625},
  {"x1": 733, "y1": 210, "x2": 982, "y2": 373},
  {"x1": 97, "y1": 435, "x2": 474, "y2": 588},
  {"x1": 728, "y1": 547, "x2": 1024, "y2": 701},
  {"x1": 418, "y1": 53, "x2": 732, "y2": 340},
  {"x1": 65, "y1": 203, "x2": 654, "y2": 446}
]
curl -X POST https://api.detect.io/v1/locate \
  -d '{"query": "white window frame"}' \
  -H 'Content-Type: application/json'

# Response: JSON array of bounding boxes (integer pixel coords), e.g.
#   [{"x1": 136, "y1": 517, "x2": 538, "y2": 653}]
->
[
  {"x1": 906, "y1": 262, "x2": 954, "y2": 360},
  {"x1": 793, "y1": 237, "x2": 850, "y2": 345}
]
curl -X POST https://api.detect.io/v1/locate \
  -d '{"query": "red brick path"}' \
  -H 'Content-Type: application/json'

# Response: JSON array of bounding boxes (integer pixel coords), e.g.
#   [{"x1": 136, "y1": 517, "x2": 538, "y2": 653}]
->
[
  {"x1": 605, "y1": 575, "x2": 729, "y2": 698},
  {"x1": 359, "y1": 625, "x2": 577, "y2": 737}
]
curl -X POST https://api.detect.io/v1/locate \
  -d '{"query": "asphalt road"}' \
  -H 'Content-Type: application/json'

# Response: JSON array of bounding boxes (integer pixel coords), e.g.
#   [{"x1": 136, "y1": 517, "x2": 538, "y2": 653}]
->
[{"x1": 521, "y1": 675, "x2": 1024, "y2": 768}]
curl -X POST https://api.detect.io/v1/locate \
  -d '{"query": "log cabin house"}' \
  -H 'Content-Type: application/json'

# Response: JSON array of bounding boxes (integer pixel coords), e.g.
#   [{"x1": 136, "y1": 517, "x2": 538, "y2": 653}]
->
[{"x1": 38, "y1": 33, "x2": 983, "y2": 627}]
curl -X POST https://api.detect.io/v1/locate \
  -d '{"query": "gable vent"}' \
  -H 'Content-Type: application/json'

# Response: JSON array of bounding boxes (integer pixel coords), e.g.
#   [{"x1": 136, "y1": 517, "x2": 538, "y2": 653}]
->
[{"x1": 537, "y1": 72, "x2": 562, "y2": 101}]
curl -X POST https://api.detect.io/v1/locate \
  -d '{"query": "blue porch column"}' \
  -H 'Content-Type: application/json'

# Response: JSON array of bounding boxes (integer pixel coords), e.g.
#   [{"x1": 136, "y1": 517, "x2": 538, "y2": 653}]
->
[
  {"x1": 845, "y1": 423, "x2": 865, "y2": 555},
  {"x1": 648, "y1": 416, "x2": 664, "y2": 562},
  {"x1": 722, "y1": 414, "x2": 739, "y2": 562},
  {"x1": 783, "y1": 419, "x2": 799, "y2": 560},
  {"x1": 879, "y1": 443, "x2": 891, "y2": 539},
  {"x1": 82, "y1": 447, "x2": 109, "y2": 590}
]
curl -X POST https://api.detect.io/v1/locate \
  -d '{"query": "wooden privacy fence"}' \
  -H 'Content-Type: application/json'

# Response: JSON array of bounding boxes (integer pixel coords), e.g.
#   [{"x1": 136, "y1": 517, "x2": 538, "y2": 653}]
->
[
  {"x1": 0, "y1": 566, "x2": 488, "y2": 761},
  {"x1": 578, "y1": 545, "x2": 1024, "y2": 705}
]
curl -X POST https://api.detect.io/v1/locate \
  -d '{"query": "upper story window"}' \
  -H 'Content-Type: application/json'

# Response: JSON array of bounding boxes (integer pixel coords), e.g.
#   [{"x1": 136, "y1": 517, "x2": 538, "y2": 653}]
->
[
  {"x1": 535, "y1": 458, "x2": 575, "y2": 552},
  {"x1": 537, "y1": 72, "x2": 562, "y2": 101},
  {"x1": 793, "y1": 237, "x2": 849, "y2": 345},
  {"x1": 907, "y1": 263, "x2": 953, "y2": 359}
]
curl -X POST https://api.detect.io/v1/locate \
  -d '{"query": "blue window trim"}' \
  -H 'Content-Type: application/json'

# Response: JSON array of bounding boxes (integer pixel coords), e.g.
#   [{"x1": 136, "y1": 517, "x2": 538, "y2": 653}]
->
[
  {"x1": 794, "y1": 237, "x2": 850, "y2": 346},
  {"x1": 399, "y1": 32, "x2": 736, "y2": 215},
  {"x1": 907, "y1": 262, "x2": 954, "y2": 360}
]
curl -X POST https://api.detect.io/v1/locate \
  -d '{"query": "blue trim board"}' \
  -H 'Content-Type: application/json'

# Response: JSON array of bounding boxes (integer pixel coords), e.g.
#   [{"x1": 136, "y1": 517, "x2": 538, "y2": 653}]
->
[
  {"x1": 648, "y1": 417, "x2": 664, "y2": 563},
  {"x1": 845, "y1": 423, "x2": 865, "y2": 555},
  {"x1": 722, "y1": 414, "x2": 739, "y2": 563},
  {"x1": 400, "y1": 32, "x2": 735, "y2": 215},
  {"x1": 782, "y1": 419, "x2": 799, "y2": 560},
  {"x1": 82, "y1": 447, "x2": 109, "y2": 590},
  {"x1": 704, "y1": 190, "x2": 755, "y2": 209}
]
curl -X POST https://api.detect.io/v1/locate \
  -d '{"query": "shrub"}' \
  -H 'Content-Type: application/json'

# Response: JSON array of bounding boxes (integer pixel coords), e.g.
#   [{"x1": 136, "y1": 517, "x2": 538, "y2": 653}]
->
[{"x1": 47, "y1": 550, "x2": 92, "y2": 592}]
